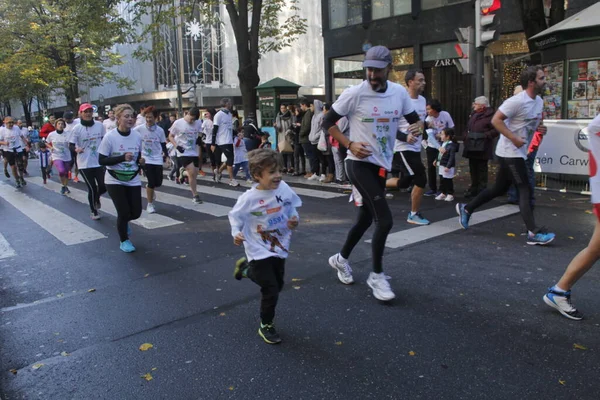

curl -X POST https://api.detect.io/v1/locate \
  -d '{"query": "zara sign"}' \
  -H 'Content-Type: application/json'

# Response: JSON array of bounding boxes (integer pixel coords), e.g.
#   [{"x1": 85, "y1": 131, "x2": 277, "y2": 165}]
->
[{"x1": 434, "y1": 58, "x2": 455, "y2": 67}]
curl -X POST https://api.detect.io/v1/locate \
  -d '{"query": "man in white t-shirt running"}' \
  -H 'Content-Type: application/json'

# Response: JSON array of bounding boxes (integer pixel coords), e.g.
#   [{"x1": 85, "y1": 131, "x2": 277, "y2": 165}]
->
[
  {"x1": 323, "y1": 46, "x2": 423, "y2": 301},
  {"x1": 63, "y1": 110, "x2": 80, "y2": 183},
  {"x1": 0, "y1": 117, "x2": 28, "y2": 188},
  {"x1": 211, "y1": 98, "x2": 239, "y2": 186},
  {"x1": 17, "y1": 120, "x2": 31, "y2": 175},
  {"x1": 168, "y1": 107, "x2": 203, "y2": 204},
  {"x1": 103, "y1": 109, "x2": 117, "y2": 132},
  {"x1": 457, "y1": 66, "x2": 555, "y2": 245}
]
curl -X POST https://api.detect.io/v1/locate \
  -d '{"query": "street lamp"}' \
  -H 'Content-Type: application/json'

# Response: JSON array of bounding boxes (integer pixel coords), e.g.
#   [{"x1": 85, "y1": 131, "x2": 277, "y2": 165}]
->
[{"x1": 177, "y1": 73, "x2": 199, "y2": 112}]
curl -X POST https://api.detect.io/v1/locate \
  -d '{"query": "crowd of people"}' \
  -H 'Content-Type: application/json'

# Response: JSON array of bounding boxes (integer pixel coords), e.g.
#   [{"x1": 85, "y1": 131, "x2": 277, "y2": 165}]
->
[{"x1": 2, "y1": 45, "x2": 600, "y2": 344}]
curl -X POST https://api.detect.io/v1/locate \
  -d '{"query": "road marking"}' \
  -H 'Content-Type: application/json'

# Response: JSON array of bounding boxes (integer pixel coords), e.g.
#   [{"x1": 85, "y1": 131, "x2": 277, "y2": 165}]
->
[
  {"x1": 29, "y1": 177, "x2": 183, "y2": 229},
  {"x1": 151, "y1": 188, "x2": 231, "y2": 217},
  {"x1": 0, "y1": 181, "x2": 106, "y2": 245},
  {"x1": 0, "y1": 233, "x2": 16, "y2": 259},
  {"x1": 367, "y1": 204, "x2": 520, "y2": 249}
]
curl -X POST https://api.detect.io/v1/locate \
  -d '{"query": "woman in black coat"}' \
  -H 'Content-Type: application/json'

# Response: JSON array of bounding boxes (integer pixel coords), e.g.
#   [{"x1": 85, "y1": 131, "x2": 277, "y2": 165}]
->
[{"x1": 462, "y1": 96, "x2": 498, "y2": 198}]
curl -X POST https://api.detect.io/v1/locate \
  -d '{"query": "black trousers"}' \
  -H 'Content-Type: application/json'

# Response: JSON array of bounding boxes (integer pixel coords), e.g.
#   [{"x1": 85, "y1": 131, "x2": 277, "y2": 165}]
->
[
  {"x1": 41, "y1": 167, "x2": 49, "y2": 181},
  {"x1": 106, "y1": 184, "x2": 142, "y2": 242},
  {"x1": 205, "y1": 143, "x2": 217, "y2": 169},
  {"x1": 468, "y1": 158, "x2": 489, "y2": 195},
  {"x1": 426, "y1": 147, "x2": 439, "y2": 192},
  {"x1": 440, "y1": 177, "x2": 454, "y2": 195},
  {"x1": 466, "y1": 157, "x2": 538, "y2": 233},
  {"x1": 303, "y1": 143, "x2": 320, "y2": 175},
  {"x1": 341, "y1": 160, "x2": 393, "y2": 274},
  {"x1": 247, "y1": 257, "x2": 285, "y2": 325},
  {"x1": 80, "y1": 167, "x2": 107, "y2": 214},
  {"x1": 294, "y1": 143, "x2": 306, "y2": 173}
]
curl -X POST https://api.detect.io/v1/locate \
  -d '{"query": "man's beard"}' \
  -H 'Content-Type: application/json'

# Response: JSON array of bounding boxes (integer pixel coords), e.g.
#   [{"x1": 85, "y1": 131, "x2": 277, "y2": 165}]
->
[{"x1": 369, "y1": 78, "x2": 387, "y2": 92}]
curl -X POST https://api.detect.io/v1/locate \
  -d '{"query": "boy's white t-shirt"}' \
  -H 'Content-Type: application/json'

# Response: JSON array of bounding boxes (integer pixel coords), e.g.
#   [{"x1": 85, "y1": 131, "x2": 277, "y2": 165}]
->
[
  {"x1": 46, "y1": 131, "x2": 72, "y2": 162},
  {"x1": 98, "y1": 129, "x2": 142, "y2": 187},
  {"x1": 496, "y1": 91, "x2": 544, "y2": 159},
  {"x1": 69, "y1": 122, "x2": 106, "y2": 168},
  {"x1": 425, "y1": 111, "x2": 454, "y2": 149},
  {"x1": 332, "y1": 80, "x2": 415, "y2": 171},
  {"x1": 233, "y1": 137, "x2": 248, "y2": 164},
  {"x1": 395, "y1": 95, "x2": 427, "y2": 153},
  {"x1": 170, "y1": 118, "x2": 202, "y2": 157},
  {"x1": 134, "y1": 124, "x2": 166, "y2": 166},
  {"x1": 214, "y1": 110, "x2": 233, "y2": 145},
  {"x1": 228, "y1": 181, "x2": 302, "y2": 261}
]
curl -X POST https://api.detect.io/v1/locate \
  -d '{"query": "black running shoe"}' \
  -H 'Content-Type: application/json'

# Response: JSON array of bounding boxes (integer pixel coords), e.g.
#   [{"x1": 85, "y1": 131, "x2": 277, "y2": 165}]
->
[
  {"x1": 233, "y1": 257, "x2": 248, "y2": 280},
  {"x1": 4, "y1": 170, "x2": 9, "y2": 178},
  {"x1": 258, "y1": 324, "x2": 282, "y2": 344}
]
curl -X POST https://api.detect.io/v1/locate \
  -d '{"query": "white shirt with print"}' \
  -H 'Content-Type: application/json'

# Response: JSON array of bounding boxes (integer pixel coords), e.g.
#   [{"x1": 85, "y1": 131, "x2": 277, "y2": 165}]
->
[
  {"x1": 332, "y1": 80, "x2": 415, "y2": 171},
  {"x1": 395, "y1": 95, "x2": 427, "y2": 153},
  {"x1": 496, "y1": 91, "x2": 544, "y2": 159},
  {"x1": 69, "y1": 121, "x2": 106, "y2": 169},
  {"x1": 229, "y1": 181, "x2": 302, "y2": 261},
  {"x1": 0, "y1": 126, "x2": 27, "y2": 152},
  {"x1": 47, "y1": 131, "x2": 72, "y2": 162},
  {"x1": 170, "y1": 118, "x2": 202, "y2": 157},
  {"x1": 425, "y1": 111, "x2": 454, "y2": 149},
  {"x1": 134, "y1": 124, "x2": 166, "y2": 165},
  {"x1": 99, "y1": 129, "x2": 142, "y2": 187},
  {"x1": 103, "y1": 118, "x2": 117, "y2": 132},
  {"x1": 214, "y1": 109, "x2": 233, "y2": 146}
]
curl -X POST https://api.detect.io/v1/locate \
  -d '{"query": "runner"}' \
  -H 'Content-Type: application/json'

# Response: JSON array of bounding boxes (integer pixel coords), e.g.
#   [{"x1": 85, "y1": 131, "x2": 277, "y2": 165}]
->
[
  {"x1": 168, "y1": 107, "x2": 203, "y2": 204},
  {"x1": 103, "y1": 109, "x2": 117, "y2": 132},
  {"x1": 211, "y1": 98, "x2": 239, "y2": 187},
  {"x1": 135, "y1": 104, "x2": 147, "y2": 127},
  {"x1": 456, "y1": 66, "x2": 555, "y2": 245},
  {"x1": 70, "y1": 103, "x2": 106, "y2": 220},
  {"x1": 202, "y1": 109, "x2": 217, "y2": 181},
  {"x1": 322, "y1": 46, "x2": 423, "y2": 301},
  {"x1": 17, "y1": 120, "x2": 31, "y2": 175},
  {"x1": 47, "y1": 118, "x2": 72, "y2": 194},
  {"x1": 98, "y1": 104, "x2": 143, "y2": 253},
  {"x1": 134, "y1": 106, "x2": 167, "y2": 214},
  {"x1": 388, "y1": 69, "x2": 430, "y2": 225},
  {"x1": 64, "y1": 110, "x2": 80, "y2": 183},
  {"x1": 542, "y1": 113, "x2": 600, "y2": 320},
  {"x1": 0, "y1": 116, "x2": 28, "y2": 188}
]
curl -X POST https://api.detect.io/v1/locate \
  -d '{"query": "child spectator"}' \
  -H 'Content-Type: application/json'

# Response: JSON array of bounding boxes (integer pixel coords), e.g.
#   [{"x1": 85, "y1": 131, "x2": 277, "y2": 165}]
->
[
  {"x1": 258, "y1": 131, "x2": 272, "y2": 149},
  {"x1": 233, "y1": 131, "x2": 251, "y2": 182},
  {"x1": 37, "y1": 142, "x2": 51, "y2": 184},
  {"x1": 228, "y1": 148, "x2": 302, "y2": 344},
  {"x1": 434, "y1": 128, "x2": 458, "y2": 202}
]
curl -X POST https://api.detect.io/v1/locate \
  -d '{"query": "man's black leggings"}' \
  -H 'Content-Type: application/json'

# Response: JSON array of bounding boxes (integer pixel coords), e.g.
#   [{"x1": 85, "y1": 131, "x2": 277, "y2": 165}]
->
[
  {"x1": 340, "y1": 160, "x2": 393, "y2": 274},
  {"x1": 465, "y1": 156, "x2": 538, "y2": 233},
  {"x1": 106, "y1": 184, "x2": 142, "y2": 242},
  {"x1": 247, "y1": 257, "x2": 285, "y2": 325},
  {"x1": 80, "y1": 167, "x2": 106, "y2": 213}
]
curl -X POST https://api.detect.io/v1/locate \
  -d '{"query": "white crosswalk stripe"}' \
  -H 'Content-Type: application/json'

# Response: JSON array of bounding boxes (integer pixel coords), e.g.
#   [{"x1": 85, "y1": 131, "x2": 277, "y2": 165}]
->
[
  {"x1": 0, "y1": 181, "x2": 106, "y2": 245},
  {"x1": 0, "y1": 232, "x2": 16, "y2": 260},
  {"x1": 29, "y1": 177, "x2": 183, "y2": 229}
]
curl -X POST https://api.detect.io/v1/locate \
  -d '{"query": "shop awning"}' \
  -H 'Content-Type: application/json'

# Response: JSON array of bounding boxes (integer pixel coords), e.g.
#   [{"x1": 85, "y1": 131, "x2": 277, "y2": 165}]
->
[{"x1": 530, "y1": 3, "x2": 600, "y2": 50}]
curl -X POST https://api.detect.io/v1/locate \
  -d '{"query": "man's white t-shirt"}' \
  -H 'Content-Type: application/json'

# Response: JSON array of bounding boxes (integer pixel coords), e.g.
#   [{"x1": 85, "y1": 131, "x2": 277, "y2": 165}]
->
[
  {"x1": 20, "y1": 127, "x2": 29, "y2": 146},
  {"x1": 170, "y1": 118, "x2": 202, "y2": 157},
  {"x1": 69, "y1": 121, "x2": 106, "y2": 169},
  {"x1": 228, "y1": 181, "x2": 302, "y2": 261},
  {"x1": 332, "y1": 80, "x2": 415, "y2": 171},
  {"x1": 214, "y1": 110, "x2": 233, "y2": 146},
  {"x1": 103, "y1": 118, "x2": 117, "y2": 132},
  {"x1": 47, "y1": 131, "x2": 72, "y2": 162},
  {"x1": 496, "y1": 91, "x2": 544, "y2": 159},
  {"x1": 134, "y1": 124, "x2": 166, "y2": 166},
  {"x1": 425, "y1": 111, "x2": 454, "y2": 149},
  {"x1": 0, "y1": 126, "x2": 27, "y2": 152},
  {"x1": 395, "y1": 95, "x2": 427, "y2": 153},
  {"x1": 588, "y1": 114, "x2": 600, "y2": 207},
  {"x1": 99, "y1": 129, "x2": 142, "y2": 187}
]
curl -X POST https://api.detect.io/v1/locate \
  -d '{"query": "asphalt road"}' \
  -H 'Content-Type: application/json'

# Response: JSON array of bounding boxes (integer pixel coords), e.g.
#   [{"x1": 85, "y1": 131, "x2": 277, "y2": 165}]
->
[{"x1": 1, "y1": 163, "x2": 599, "y2": 399}]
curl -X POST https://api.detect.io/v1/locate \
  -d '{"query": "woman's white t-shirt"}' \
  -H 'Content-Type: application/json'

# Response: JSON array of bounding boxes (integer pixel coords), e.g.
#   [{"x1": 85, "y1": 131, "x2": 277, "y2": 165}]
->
[
  {"x1": 69, "y1": 122, "x2": 105, "y2": 169},
  {"x1": 496, "y1": 91, "x2": 544, "y2": 159},
  {"x1": 135, "y1": 124, "x2": 166, "y2": 165},
  {"x1": 47, "y1": 131, "x2": 72, "y2": 162},
  {"x1": 214, "y1": 110, "x2": 233, "y2": 145},
  {"x1": 99, "y1": 129, "x2": 142, "y2": 187}
]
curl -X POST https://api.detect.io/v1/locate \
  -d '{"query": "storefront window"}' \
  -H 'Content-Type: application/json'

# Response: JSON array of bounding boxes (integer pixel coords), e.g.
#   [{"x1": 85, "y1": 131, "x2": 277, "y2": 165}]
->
[
  {"x1": 372, "y1": 0, "x2": 411, "y2": 19},
  {"x1": 543, "y1": 62, "x2": 563, "y2": 120},
  {"x1": 422, "y1": 0, "x2": 469, "y2": 11},
  {"x1": 422, "y1": 42, "x2": 457, "y2": 62},
  {"x1": 330, "y1": 0, "x2": 363, "y2": 29},
  {"x1": 389, "y1": 47, "x2": 414, "y2": 87},
  {"x1": 567, "y1": 58, "x2": 600, "y2": 119}
]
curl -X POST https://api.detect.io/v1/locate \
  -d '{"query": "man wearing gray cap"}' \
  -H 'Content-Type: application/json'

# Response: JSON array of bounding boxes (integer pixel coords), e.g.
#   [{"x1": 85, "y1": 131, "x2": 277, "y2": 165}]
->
[{"x1": 323, "y1": 45, "x2": 423, "y2": 302}]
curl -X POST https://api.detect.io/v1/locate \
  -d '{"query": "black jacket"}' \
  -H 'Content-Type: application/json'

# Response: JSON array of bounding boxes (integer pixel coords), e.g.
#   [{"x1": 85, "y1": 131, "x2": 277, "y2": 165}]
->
[
  {"x1": 463, "y1": 107, "x2": 498, "y2": 160},
  {"x1": 439, "y1": 141, "x2": 458, "y2": 169}
]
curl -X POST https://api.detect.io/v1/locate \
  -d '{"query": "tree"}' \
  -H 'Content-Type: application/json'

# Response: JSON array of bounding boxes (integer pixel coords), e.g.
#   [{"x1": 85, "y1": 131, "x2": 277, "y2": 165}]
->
[
  {"x1": 520, "y1": 0, "x2": 566, "y2": 57},
  {"x1": 132, "y1": 0, "x2": 307, "y2": 114},
  {"x1": 0, "y1": 0, "x2": 135, "y2": 111}
]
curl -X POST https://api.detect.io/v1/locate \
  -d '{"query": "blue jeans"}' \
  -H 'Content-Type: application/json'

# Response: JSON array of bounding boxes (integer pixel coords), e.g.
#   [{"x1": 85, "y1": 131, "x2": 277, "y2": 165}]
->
[
  {"x1": 233, "y1": 161, "x2": 250, "y2": 180},
  {"x1": 507, "y1": 150, "x2": 537, "y2": 207}
]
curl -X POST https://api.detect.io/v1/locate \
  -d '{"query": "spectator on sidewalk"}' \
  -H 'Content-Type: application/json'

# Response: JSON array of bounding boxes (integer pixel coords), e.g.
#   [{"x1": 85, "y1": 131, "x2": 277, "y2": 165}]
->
[
  {"x1": 308, "y1": 100, "x2": 324, "y2": 181},
  {"x1": 424, "y1": 99, "x2": 454, "y2": 196},
  {"x1": 291, "y1": 105, "x2": 306, "y2": 176},
  {"x1": 298, "y1": 99, "x2": 314, "y2": 179},
  {"x1": 274, "y1": 103, "x2": 294, "y2": 173},
  {"x1": 242, "y1": 114, "x2": 260, "y2": 152}
]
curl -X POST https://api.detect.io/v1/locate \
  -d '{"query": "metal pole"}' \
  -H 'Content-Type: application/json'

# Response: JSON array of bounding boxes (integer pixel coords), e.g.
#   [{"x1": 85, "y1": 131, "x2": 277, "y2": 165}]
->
[
  {"x1": 173, "y1": 0, "x2": 183, "y2": 116},
  {"x1": 476, "y1": 48, "x2": 484, "y2": 97}
]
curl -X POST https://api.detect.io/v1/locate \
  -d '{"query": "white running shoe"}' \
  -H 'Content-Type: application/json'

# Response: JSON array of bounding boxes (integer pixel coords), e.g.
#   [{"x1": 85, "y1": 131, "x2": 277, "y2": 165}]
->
[
  {"x1": 229, "y1": 179, "x2": 240, "y2": 187},
  {"x1": 318, "y1": 174, "x2": 326, "y2": 182},
  {"x1": 435, "y1": 193, "x2": 446, "y2": 201},
  {"x1": 307, "y1": 174, "x2": 319, "y2": 181},
  {"x1": 147, "y1": 203, "x2": 156, "y2": 214},
  {"x1": 367, "y1": 272, "x2": 395, "y2": 301},
  {"x1": 444, "y1": 194, "x2": 455, "y2": 202},
  {"x1": 328, "y1": 253, "x2": 354, "y2": 284},
  {"x1": 90, "y1": 212, "x2": 101, "y2": 221},
  {"x1": 213, "y1": 168, "x2": 221, "y2": 183}
]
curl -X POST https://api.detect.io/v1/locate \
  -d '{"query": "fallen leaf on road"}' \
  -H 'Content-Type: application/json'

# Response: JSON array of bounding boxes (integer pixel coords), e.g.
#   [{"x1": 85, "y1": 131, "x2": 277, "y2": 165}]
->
[
  {"x1": 139, "y1": 343, "x2": 154, "y2": 351},
  {"x1": 409, "y1": 351, "x2": 416, "y2": 356},
  {"x1": 219, "y1": 312, "x2": 226, "y2": 316},
  {"x1": 144, "y1": 273, "x2": 150, "y2": 278},
  {"x1": 506, "y1": 233, "x2": 516, "y2": 237},
  {"x1": 87, "y1": 288, "x2": 96, "y2": 293},
  {"x1": 559, "y1": 379, "x2": 566, "y2": 385},
  {"x1": 9, "y1": 369, "x2": 17, "y2": 375},
  {"x1": 291, "y1": 278, "x2": 303, "y2": 282},
  {"x1": 32, "y1": 364, "x2": 44, "y2": 370},
  {"x1": 293, "y1": 286, "x2": 301, "y2": 290},
  {"x1": 573, "y1": 343, "x2": 587, "y2": 350},
  {"x1": 56, "y1": 293, "x2": 64, "y2": 298},
  {"x1": 305, "y1": 219, "x2": 311, "y2": 222},
  {"x1": 180, "y1": 255, "x2": 186, "y2": 258},
  {"x1": 568, "y1": 236, "x2": 574, "y2": 240},
  {"x1": 141, "y1": 373, "x2": 153, "y2": 381},
  {"x1": 229, "y1": 386, "x2": 234, "y2": 391},
  {"x1": 152, "y1": 367, "x2": 157, "y2": 371},
  {"x1": 335, "y1": 341, "x2": 343, "y2": 345},
  {"x1": 60, "y1": 351, "x2": 69, "y2": 357},
  {"x1": 585, "y1": 210, "x2": 593, "y2": 214}
]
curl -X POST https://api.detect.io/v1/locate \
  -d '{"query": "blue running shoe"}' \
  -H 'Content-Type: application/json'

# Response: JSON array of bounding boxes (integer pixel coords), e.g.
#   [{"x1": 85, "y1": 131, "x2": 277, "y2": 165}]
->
[
  {"x1": 407, "y1": 212, "x2": 430, "y2": 225},
  {"x1": 424, "y1": 190, "x2": 436, "y2": 197},
  {"x1": 456, "y1": 203, "x2": 470, "y2": 229},
  {"x1": 543, "y1": 288, "x2": 583, "y2": 320},
  {"x1": 120, "y1": 240, "x2": 136, "y2": 253},
  {"x1": 527, "y1": 230, "x2": 555, "y2": 245}
]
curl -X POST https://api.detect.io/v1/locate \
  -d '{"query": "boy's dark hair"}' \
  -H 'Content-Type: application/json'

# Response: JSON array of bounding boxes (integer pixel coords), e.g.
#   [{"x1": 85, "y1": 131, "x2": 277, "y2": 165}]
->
[
  {"x1": 323, "y1": 103, "x2": 330, "y2": 111},
  {"x1": 39, "y1": 142, "x2": 47, "y2": 148},
  {"x1": 188, "y1": 107, "x2": 201, "y2": 119},
  {"x1": 427, "y1": 99, "x2": 443, "y2": 113},
  {"x1": 248, "y1": 148, "x2": 281, "y2": 181},
  {"x1": 520, "y1": 65, "x2": 543, "y2": 90},
  {"x1": 300, "y1": 98, "x2": 311, "y2": 107},
  {"x1": 405, "y1": 69, "x2": 423, "y2": 86},
  {"x1": 145, "y1": 106, "x2": 160, "y2": 118},
  {"x1": 443, "y1": 127, "x2": 456, "y2": 141}
]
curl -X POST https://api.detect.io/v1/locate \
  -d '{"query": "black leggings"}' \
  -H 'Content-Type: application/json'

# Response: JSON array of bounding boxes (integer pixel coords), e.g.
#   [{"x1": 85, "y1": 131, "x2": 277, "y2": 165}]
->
[
  {"x1": 80, "y1": 167, "x2": 107, "y2": 213},
  {"x1": 340, "y1": 160, "x2": 393, "y2": 274},
  {"x1": 426, "y1": 147, "x2": 439, "y2": 192},
  {"x1": 247, "y1": 257, "x2": 285, "y2": 325},
  {"x1": 466, "y1": 156, "x2": 538, "y2": 233},
  {"x1": 106, "y1": 184, "x2": 142, "y2": 242},
  {"x1": 205, "y1": 144, "x2": 217, "y2": 169}
]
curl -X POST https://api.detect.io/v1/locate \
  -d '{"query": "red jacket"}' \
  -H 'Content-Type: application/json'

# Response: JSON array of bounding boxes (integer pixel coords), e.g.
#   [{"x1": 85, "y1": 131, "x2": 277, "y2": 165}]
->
[{"x1": 39, "y1": 122, "x2": 55, "y2": 139}]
